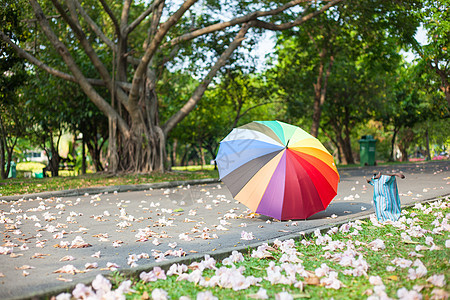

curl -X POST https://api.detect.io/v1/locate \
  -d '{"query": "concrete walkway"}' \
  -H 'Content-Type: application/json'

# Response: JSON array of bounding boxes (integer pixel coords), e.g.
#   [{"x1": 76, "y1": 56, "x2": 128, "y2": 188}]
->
[{"x1": 0, "y1": 161, "x2": 449, "y2": 299}]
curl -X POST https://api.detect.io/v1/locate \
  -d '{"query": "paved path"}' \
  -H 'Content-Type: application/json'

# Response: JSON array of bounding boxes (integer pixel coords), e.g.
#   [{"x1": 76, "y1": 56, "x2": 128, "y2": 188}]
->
[{"x1": 0, "y1": 161, "x2": 449, "y2": 299}]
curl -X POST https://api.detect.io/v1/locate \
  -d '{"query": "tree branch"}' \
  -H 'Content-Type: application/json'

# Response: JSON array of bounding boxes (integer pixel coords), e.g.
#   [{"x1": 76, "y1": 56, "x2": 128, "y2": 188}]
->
[
  {"x1": 144, "y1": 0, "x2": 165, "y2": 49},
  {"x1": 240, "y1": 101, "x2": 273, "y2": 119},
  {"x1": 51, "y1": 0, "x2": 130, "y2": 108},
  {"x1": 163, "y1": 22, "x2": 251, "y2": 135},
  {"x1": 120, "y1": 0, "x2": 133, "y2": 35},
  {"x1": 72, "y1": 0, "x2": 116, "y2": 51},
  {"x1": 98, "y1": 0, "x2": 120, "y2": 35},
  {"x1": 252, "y1": 0, "x2": 343, "y2": 31},
  {"x1": 21, "y1": 14, "x2": 63, "y2": 23},
  {"x1": 28, "y1": 0, "x2": 130, "y2": 138},
  {"x1": 0, "y1": 31, "x2": 117, "y2": 86},
  {"x1": 163, "y1": 0, "x2": 318, "y2": 48},
  {"x1": 129, "y1": 0, "x2": 197, "y2": 107},
  {"x1": 126, "y1": 0, "x2": 164, "y2": 35}
]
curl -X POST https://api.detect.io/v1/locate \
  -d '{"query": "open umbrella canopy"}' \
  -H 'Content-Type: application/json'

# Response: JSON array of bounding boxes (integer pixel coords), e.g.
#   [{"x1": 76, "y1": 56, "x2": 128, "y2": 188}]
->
[{"x1": 216, "y1": 120, "x2": 339, "y2": 220}]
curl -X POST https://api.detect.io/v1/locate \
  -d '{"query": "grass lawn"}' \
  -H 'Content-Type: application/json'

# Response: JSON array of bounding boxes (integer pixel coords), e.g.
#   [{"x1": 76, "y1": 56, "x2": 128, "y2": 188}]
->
[{"x1": 55, "y1": 197, "x2": 449, "y2": 300}]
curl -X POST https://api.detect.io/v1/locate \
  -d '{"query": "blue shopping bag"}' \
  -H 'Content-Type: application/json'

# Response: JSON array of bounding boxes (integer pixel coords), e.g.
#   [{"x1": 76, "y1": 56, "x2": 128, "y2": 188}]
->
[{"x1": 367, "y1": 172, "x2": 405, "y2": 222}]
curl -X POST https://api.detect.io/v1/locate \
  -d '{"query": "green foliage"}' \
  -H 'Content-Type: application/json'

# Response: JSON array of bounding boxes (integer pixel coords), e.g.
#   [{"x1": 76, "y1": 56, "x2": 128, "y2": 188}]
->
[
  {"x1": 408, "y1": 0, "x2": 450, "y2": 110},
  {"x1": 0, "y1": 0, "x2": 33, "y2": 177},
  {"x1": 265, "y1": 0, "x2": 438, "y2": 163}
]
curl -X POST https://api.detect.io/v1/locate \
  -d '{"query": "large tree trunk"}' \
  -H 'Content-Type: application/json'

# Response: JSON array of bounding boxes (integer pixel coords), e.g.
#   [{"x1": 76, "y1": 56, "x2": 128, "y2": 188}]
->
[
  {"x1": 81, "y1": 136, "x2": 87, "y2": 175},
  {"x1": 342, "y1": 111, "x2": 355, "y2": 164},
  {"x1": 398, "y1": 144, "x2": 408, "y2": 162},
  {"x1": 171, "y1": 138, "x2": 178, "y2": 167},
  {"x1": 0, "y1": 116, "x2": 13, "y2": 179},
  {"x1": 47, "y1": 132, "x2": 61, "y2": 177},
  {"x1": 87, "y1": 141, "x2": 104, "y2": 172},
  {"x1": 310, "y1": 50, "x2": 334, "y2": 137},
  {"x1": 398, "y1": 128, "x2": 414, "y2": 162},
  {"x1": 342, "y1": 133, "x2": 354, "y2": 165},
  {"x1": 425, "y1": 127, "x2": 431, "y2": 161},
  {"x1": 390, "y1": 126, "x2": 399, "y2": 162},
  {"x1": 0, "y1": 136, "x2": 6, "y2": 179}
]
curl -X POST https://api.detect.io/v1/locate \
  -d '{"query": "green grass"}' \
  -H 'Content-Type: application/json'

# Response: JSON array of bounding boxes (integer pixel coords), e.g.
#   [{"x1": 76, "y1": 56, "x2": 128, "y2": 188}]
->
[
  {"x1": 95, "y1": 198, "x2": 449, "y2": 300},
  {"x1": 0, "y1": 168, "x2": 219, "y2": 196}
]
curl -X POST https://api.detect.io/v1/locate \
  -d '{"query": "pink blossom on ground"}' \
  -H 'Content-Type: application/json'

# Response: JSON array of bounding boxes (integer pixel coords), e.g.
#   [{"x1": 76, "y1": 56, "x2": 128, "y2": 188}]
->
[
  {"x1": 314, "y1": 263, "x2": 331, "y2": 277},
  {"x1": 53, "y1": 265, "x2": 81, "y2": 275},
  {"x1": 427, "y1": 274, "x2": 446, "y2": 287},
  {"x1": 241, "y1": 231, "x2": 255, "y2": 240},
  {"x1": 178, "y1": 269, "x2": 202, "y2": 284},
  {"x1": 248, "y1": 288, "x2": 269, "y2": 299},
  {"x1": 251, "y1": 243, "x2": 274, "y2": 259},
  {"x1": 153, "y1": 267, "x2": 167, "y2": 280},
  {"x1": 391, "y1": 258, "x2": 413, "y2": 268},
  {"x1": 397, "y1": 287, "x2": 423, "y2": 300},
  {"x1": 279, "y1": 253, "x2": 302, "y2": 264},
  {"x1": 167, "y1": 263, "x2": 188, "y2": 276},
  {"x1": 105, "y1": 262, "x2": 119, "y2": 271},
  {"x1": 408, "y1": 259, "x2": 427, "y2": 280},
  {"x1": 72, "y1": 283, "x2": 95, "y2": 299},
  {"x1": 0, "y1": 246, "x2": 13, "y2": 255},
  {"x1": 339, "y1": 223, "x2": 351, "y2": 233},
  {"x1": 323, "y1": 240, "x2": 346, "y2": 252},
  {"x1": 116, "y1": 280, "x2": 134, "y2": 294},
  {"x1": 140, "y1": 270, "x2": 157, "y2": 282},
  {"x1": 190, "y1": 255, "x2": 217, "y2": 271},
  {"x1": 140, "y1": 267, "x2": 166, "y2": 282},
  {"x1": 55, "y1": 293, "x2": 71, "y2": 300},
  {"x1": 369, "y1": 275, "x2": 383, "y2": 286},
  {"x1": 222, "y1": 250, "x2": 245, "y2": 265},
  {"x1": 196, "y1": 291, "x2": 218, "y2": 300},
  {"x1": 367, "y1": 285, "x2": 390, "y2": 300},
  {"x1": 151, "y1": 288, "x2": 168, "y2": 300},
  {"x1": 368, "y1": 239, "x2": 386, "y2": 251},
  {"x1": 84, "y1": 262, "x2": 98, "y2": 270},
  {"x1": 320, "y1": 271, "x2": 344, "y2": 289},
  {"x1": 91, "y1": 274, "x2": 111, "y2": 295},
  {"x1": 425, "y1": 236, "x2": 434, "y2": 246},
  {"x1": 275, "y1": 292, "x2": 293, "y2": 300}
]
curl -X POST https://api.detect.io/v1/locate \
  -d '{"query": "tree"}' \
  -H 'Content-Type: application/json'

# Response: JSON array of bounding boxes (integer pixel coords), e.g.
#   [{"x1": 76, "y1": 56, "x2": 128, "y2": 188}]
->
[
  {"x1": 410, "y1": 1, "x2": 450, "y2": 108},
  {"x1": 272, "y1": 0, "x2": 421, "y2": 139},
  {"x1": 377, "y1": 65, "x2": 430, "y2": 162},
  {"x1": 269, "y1": 0, "x2": 421, "y2": 164},
  {"x1": 1, "y1": 0, "x2": 343, "y2": 173},
  {"x1": 0, "y1": 0, "x2": 31, "y2": 179}
]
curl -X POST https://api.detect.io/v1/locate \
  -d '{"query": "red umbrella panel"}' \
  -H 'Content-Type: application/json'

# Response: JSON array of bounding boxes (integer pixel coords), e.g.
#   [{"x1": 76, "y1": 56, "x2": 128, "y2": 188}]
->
[{"x1": 215, "y1": 121, "x2": 339, "y2": 220}]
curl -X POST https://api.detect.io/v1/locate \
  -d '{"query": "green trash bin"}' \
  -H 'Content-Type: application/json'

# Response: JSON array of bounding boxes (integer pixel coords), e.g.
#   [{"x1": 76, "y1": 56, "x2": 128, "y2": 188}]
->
[
  {"x1": 34, "y1": 172, "x2": 44, "y2": 178},
  {"x1": 8, "y1": 161, "x2": 16, "y2": 178},
  {"x1": 359, "y1": 135, "x2": 376, "y2": 166}
]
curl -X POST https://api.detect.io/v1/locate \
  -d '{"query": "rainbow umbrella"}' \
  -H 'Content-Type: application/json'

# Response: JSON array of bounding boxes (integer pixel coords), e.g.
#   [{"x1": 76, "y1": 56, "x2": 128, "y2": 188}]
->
[{"x1": 216, "y1": 120, "x2": 339, "y2": 220}]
